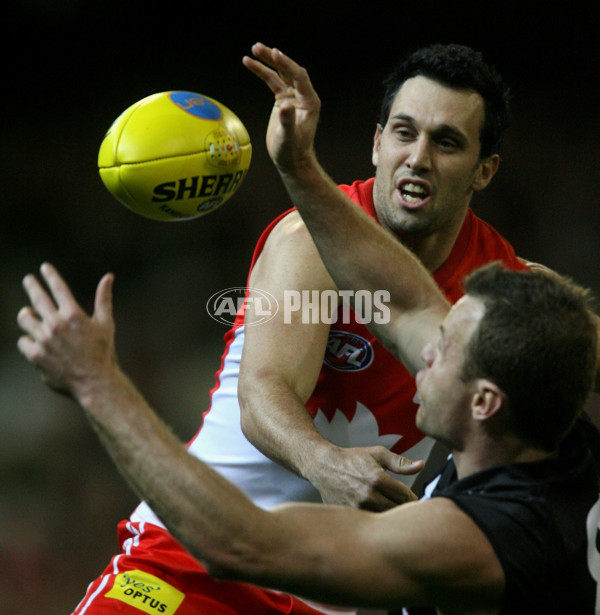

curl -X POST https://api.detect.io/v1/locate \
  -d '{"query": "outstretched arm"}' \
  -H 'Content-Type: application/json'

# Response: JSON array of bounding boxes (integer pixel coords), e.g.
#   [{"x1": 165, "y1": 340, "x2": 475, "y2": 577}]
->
[
  {"x1": 243, "y1": 44, "x2": 449, "y2": 374},
  {"x1": 16, "y1": 264, "x2": 270, "y2": 566},
  {"x1": 16, "y1": 263, "x2": 503, "y2": 611}
]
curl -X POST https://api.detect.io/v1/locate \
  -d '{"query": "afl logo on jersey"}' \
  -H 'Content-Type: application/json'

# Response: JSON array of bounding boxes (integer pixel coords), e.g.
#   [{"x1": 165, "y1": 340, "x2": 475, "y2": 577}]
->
[{"x1": 324, "y1": 330, "x2": 374, "y2": 372}]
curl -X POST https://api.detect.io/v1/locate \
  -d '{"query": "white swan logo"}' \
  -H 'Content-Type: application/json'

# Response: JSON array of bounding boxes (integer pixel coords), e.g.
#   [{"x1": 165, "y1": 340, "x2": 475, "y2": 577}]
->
[
  {"x1": 312, "y1": 403, "x2": 436, "y2": 488},
  {"x1": 313, "y1": 402, "x2": 403, "y2": 449}
]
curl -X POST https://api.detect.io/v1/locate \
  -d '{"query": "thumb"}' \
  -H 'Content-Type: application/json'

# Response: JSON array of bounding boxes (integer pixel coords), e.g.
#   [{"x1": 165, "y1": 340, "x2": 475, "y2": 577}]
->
[
  {"x1": 94, "y1": 273, "x2": 115, "y2": 328},
  {"x1": 278, "y1": 101, "x2": 297, "y2": 135},
  {"x1": 377, "y1": 449, "x2": 425, "y2": 475}
]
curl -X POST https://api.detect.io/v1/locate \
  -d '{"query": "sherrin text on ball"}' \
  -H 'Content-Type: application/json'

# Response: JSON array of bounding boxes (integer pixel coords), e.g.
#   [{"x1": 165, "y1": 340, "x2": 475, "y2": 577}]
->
[{"x1": 98, "y1": 91, "x2": 252, "y2": 221}]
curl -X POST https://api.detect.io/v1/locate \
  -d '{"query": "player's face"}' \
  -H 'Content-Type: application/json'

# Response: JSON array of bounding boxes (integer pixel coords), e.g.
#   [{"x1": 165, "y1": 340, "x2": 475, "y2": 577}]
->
[
  {"x1": 372, "y1": 76, "x2": 498, "y2": 240},
  {"x1": 415, "y1": 295, "x2": 485, "y2": 449}
]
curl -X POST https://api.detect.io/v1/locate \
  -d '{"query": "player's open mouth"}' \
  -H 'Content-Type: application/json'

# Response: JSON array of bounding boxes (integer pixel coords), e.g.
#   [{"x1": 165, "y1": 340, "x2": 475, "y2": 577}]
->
[{"x1": 399, "y1": 181, "x2": 430, "y2": 206}]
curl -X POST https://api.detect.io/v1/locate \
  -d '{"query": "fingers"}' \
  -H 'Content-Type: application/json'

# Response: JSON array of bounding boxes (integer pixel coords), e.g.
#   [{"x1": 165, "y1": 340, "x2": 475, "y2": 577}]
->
[
  {"x1": 251, "y1": 44, "x2": 302, "y2": 89},
  {"x1": 242, "y1": 55, "x2": 282, "y2": 94},
  {"x1": 17, "y1": 263, "x2": 115, "y2": 353},
  {"x1": 18, "y1": 263, "x2": 73, "y2": 359},
  {"x1": 94, "y1": 273, "x2": 115, "y2": 328},
  {"x1": 368, "y1": 448, "x2": 425, "y2": 507},
  {"x1": 21, "y1": 270, "x2": 58, "y2": 322},
  {"x1": 17, "y1": 264, "x2": 118, "y2": 397},
  {"x1": 372, "y1": 471, "x2": 420, "y2": 507},
  {"x1": 17, "y1": 304, "x2": 40, "y2": 335},
  {"x1": 245, "y1": 43, "x2": 292, "y2": 79},
  {"x1": 16, "y1": 305, "x2": 43, "y2": 361},
  {"x1": 16, "y1": 331, "x2": 39, "y2": 361},
  {"x1": 361, "y1": 475, "x2": 419, "y2": 510},
  {"x1": 242, "y1": 44, "x2": 283, "y2": 89},
  {"x1": 243, "y1": 42, "x2": 318, "y2": 104},
  {"x1": 243, "y1": 43, "x2": 289, "y2": 94},
  {"x1": 356, "y1": 447, "x2": 424, "y2": 508},
  {"x1": 40, "y1": 262, "x2": 80, "y2": 316},
  {"x1": 21, "y1": 262, "x2": 81, "y2": 324}
]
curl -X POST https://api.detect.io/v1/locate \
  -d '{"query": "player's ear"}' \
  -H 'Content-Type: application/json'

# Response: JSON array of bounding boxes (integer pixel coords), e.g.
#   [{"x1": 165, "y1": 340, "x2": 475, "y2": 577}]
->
[
  {"x1": 471, "y1": 378, "x2": 504, "y2": 421},
  {"x1": 471, "y1": 154, "x2": 500, "y2": 192},
  {"x1": 372, "y1": 124, "x2": 383, "y2": 166}
]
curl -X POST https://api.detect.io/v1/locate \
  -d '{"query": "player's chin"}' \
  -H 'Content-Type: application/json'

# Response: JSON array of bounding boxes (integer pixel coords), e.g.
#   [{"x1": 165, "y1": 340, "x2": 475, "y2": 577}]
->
[{"x1": 414, "y1": 404, "x2": 426, "y2": 430}]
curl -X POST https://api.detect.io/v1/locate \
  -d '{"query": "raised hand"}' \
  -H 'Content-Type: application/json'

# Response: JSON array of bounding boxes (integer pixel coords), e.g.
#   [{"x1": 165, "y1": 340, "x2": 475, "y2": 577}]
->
[
  {"x1": 17, "y1": 263, "x2": 117, "y2": 399},
  {"x1": 243, "y1": 43, "x2": 321, "y2": 173}
]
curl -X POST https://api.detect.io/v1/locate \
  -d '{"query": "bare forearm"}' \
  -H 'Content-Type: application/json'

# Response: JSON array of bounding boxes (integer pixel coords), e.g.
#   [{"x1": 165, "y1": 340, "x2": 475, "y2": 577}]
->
[
  {"x1": 279, "y1": 160, "x2": 391, "y2": 294},
  {"x1": 277, "y1": 158, "x2": 448, "y2": 368},
  {"x1": 74, "y1": 370, "x2": 380, "y2": 595},
  {"x1": 16, "y1": 263, "x2": 318, "y2": 586},
  {"x1": 282, "y1": 160, "x2": 443, "y2": 307},
  {"x1": 75, "y1": 368, "x2": 270, "y2": 574},
  {"x1": 239, "y1": 370, "x2": 422, "y2": 508},
  {"x1": 239, "y1": 372, "x2": 336, "y2": 479}
]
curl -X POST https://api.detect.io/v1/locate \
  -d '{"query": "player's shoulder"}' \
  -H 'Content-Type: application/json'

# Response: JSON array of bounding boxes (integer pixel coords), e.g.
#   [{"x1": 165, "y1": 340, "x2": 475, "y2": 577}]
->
[
  {"x1": 270, "y1": 209, "x2": 307, "y2": 236},
  {"x1": 250, "y1": 210, "x2": 335, "y2": 289},
  {"x1": 263, "y1": 210, "x2": 317, "y2": 253}
]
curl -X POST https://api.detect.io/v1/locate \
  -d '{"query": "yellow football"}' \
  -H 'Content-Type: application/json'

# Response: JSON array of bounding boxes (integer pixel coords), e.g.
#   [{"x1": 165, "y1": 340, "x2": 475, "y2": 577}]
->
[{"x1": 98, "y1": 91, "x2": 252, "y2": 221}]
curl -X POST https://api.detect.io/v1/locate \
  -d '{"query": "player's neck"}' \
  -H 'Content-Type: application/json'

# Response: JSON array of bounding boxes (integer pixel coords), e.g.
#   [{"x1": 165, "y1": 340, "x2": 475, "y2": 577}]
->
[
  {"x1": 452, "y1": 435, "x2": 558, "y2": 480},
  {"x1": 396, "y1": 219, "x2": 465, "y2": 274}
]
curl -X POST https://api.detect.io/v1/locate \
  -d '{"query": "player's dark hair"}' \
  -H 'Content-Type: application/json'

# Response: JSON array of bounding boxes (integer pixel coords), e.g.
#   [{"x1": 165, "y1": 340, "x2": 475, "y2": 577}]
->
[
  {"x1": 379, "y1": 44, "x2": 511, "y2": 158},
  {"x1": 461, "y1": 263, "x2": 597, "y2": 451}
]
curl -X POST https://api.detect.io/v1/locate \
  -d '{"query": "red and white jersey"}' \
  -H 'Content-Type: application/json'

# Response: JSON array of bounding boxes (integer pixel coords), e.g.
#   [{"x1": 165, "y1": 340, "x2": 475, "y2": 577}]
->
[{"x1": 132, "y1": 178, "x2": 527, "y2": 525}]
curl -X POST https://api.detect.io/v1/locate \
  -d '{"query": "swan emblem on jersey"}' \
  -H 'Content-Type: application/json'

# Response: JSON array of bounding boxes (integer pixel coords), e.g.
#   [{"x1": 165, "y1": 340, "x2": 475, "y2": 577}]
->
[
  {"x1": 313, "y1": 401, "x2": 403, "y2": 449},
  {"x1": 323, "y1": 330, "x2": 374, "y2": 372}
]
